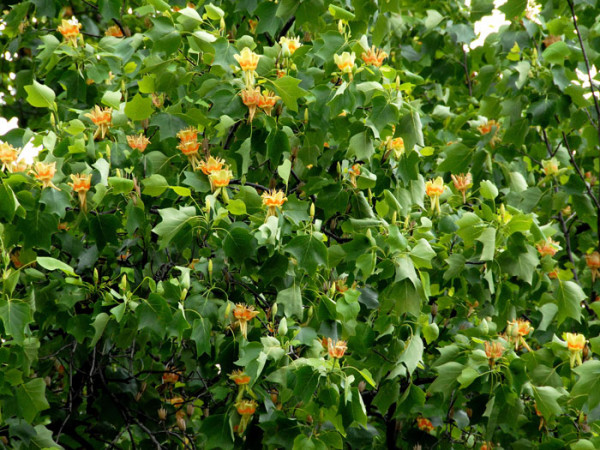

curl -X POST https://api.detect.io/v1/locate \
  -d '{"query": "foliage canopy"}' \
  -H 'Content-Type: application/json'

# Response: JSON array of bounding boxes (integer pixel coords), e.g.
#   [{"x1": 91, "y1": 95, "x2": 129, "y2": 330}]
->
[{"x1": 1, "y1": 0, "x2": 600, "y2": 448}]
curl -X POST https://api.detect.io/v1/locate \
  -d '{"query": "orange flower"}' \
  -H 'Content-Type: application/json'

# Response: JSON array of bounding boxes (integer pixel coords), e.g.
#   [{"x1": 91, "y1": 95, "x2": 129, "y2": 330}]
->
[
  {"x1": 248, "y1": 19, "x2": 258, "y2": 34},
  {"x1": 451, "y1": 173, "x2": 473, "y2": 203},
  {"x1": 334, "y1": 52, "x2": 356, "y2": 74},
  {"x1": 547, "y1": 268, "x2": 559, "y2": 279},
  {"x1": 385, "y1": 137, "x2": 405, "y2": 159},
  {"x1": 208, "y1": 168, "x2": 232, "y2": 191},
  {"x1": 506, "y1": 319, "x2": 533, "y2": 351},
  {"x1": 105, "y1": 25, "x2": 124, "y2": 37},
  {"x1": 258, "y1": 90, "x2": 281, "y2": 116},
  {"x1": 162, "y1": 369, "x2": 180, "y2": 384},
  {"x1": 69, "y1": 173, "x2": 92, "y2": 211},
  {"x1": 240, "y1": 87, "x2": 262, "y2": 123},
  {"x1": 235, "y1": 399, "x2": 257, "y2": 434},
  {"x1": 169, "y1": 396, "x2": 185, "y2": 407},
  {"x1": 234, "y1": 47, "x2": 260, "y2": 87},
  {"x1": 229, "y1": 370, "x2": 251, "y2": 386},
  {"x1": 536, "y1": 238, "x2": 560, "y2": 258},
  {"x1": 57, "y1": 18, "x2": 82, "y2": 46},
  {"x1": 327, "y1": 338, "x2": 347, "y2": 359},
  {"x1": 348, "y1": 163, "x2": 360, "y2": 188},
  {"x1": 279, "y1": 36, "x2": 302, "y2": 56},
  {"x1": 127, "y1": 134, "x2": 150, "y2": 152},
  {"x1": 542, "y1": 158, "x2": 559, "y2": 176},
  {"x1": 425, "y1": 177, "x2": 445, "y2": 214},
  {"x1": 564, "y1": 332, "x2": 586, "y2": 367},
  {"x1": 484, "y1": 341, "x2": 504, "y2": 362},
  {"x1": 585, "y1": 251, "x2": 600, "y2": 281},
  {"x1": 477, "y1": 120, "x2": 500, "y2": 146},
  {"x1": 0, "y1": 142, "x2": 19, "y2": 172},
  {"x1": 32, "y1": 162, "x2": 60, "y2": 190},
  {"x1": 233, "y1": 303, "x2": 259, "y2": 338},
  {"x1": 416, "y1": 417, "x2": 434, "y2": 432},
  {"x1": 198, "y1": 156, "x2": 225, "y2": 175},
  {"x1": 361, "y1": 46, "x2": 387, "y2": 67},
  {"x1": 177, "y1": 127, "x2": 198, "y2": 143},
  {"x1": 261, "y1": 189, "x2": 287, "y2": 217},
  {"x1": 85, "y1": 106, "x2": 112, "y2": 140}
]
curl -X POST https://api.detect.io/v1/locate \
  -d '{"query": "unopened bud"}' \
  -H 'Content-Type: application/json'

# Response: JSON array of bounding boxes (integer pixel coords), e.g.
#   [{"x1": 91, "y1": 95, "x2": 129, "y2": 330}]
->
[
  {"x1": 358, "y1": 380, "x2": 366, "y2": 392},
  {"x1": 222, "y1": 188, "x2": 229, "y2": 203},
  {"x1": 278, "y1": 317, "x2": 288, "y2": 336},
  {"x1": 180, "y1": 288, "x2": 188, "y2": 301},
  {"x1": 44, "y1": 376, "x2": 52, "y2": 387},
  {"x1": 224, "y1": 302, "x2": 232, "y2": 318},
  {"x1": 134, "y1": 391, "x2": 142, "y2": 402},
  {"x1": 366, "y1": 229, "x2": 373, "y2": 240},
  {"x1": 391, "y1": 211, "x2": 397, "y2": 225},
  {"x1": 187, "y1": 403, "x2": 194, "y2": 417},
  {"x1": 158, "y1": 407, "x2": 167, "y2": 421},
  {"x1": 307, "y1": 305, "x2": 314, "y2": 319},
  {"x1": 304, "y1": 108, "x2": 309, "y2": 124},
  {"x1": 338, "y1": 20, "x2": 344, "y2": 34},
  {"x1": 93, "y1": 268, "x2": 99, "y2": 285},
  {"x1": 310, "y1": 202, "x2": 315, "y2": 219},
  {"x1": 119, "y1": 274, "x2": 127, "y2": 291},
  {"x1": 140, "y1": 381, "x2": 147, "y2": 393},
  {"x1": 176, "y1": 416, "x2": 187, "y2": 431},
  {"x1": 396, "y1": 76, "x2": 400, "y2": 90},
  {"x1": 205, "y1": 198, "x2": 211, "y2": 214},
  {"x1": 208, "y1": 259, "x2": 213, "y2": 277},
  {"x1": 220, "y1": 17, "x2": 225, "y2": 31},
  {"x1": 271, "y1": 303, "x2": 278, "y2": 317}
]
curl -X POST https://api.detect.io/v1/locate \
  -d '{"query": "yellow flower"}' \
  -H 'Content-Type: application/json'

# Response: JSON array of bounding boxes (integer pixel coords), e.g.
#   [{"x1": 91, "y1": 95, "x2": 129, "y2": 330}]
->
[
  {"x1": 229, "y1": 370, "x2": 251, "y2": 386},
  {"x1": 0, "y1": 142, "x2": 19, "y2": 172},
  {"x1": 240, "y1": 87, "x2": 262, "y2": 123},
  {"x1": 506, "y1": 319, "x2": 533, "y2": 351},
  {"x1": 85, "y1": 105, "x2": 112, "y2": 140},
  {"x1": 198, "y1": 156, "x2": 225, "y2": 175},
  {"x1": 176, "y1": 127, "x2": 201, "y2": 169},
  {"x1": 105, "y1": 25, "x2": 124, "y2": 37},
  {"x1": 233, "y1": 303, "x2": 259, "y2": 338},
  {"x1": 261, "y1": 189, "x2": 287, "y2": 217},
  {"x1": 235, "y1": 399, "x2": 257, "y2": 435},
  {"x1": 451, "y1": 173, "x2": 473, "y2": 203},
  {"x1": 361, "y1": 46, "x2": 387, "y2": 67},
  {"x1": 586, "y1": 251, "x2": 600, "y2": 282},
  {"x1": 32, "y1": 161, "x2": 60, "y2": 190},
  {"x1": 484, "y1": 341, "x2": 504, "y2": 365},
  {"x1": 348, "y1": 163, "x2": 360, "y2": 188},
  {"x1": 234, "y1": 47, "x2": 260, "y2": 87},
  {"x1": 425, "y1": 177, "x2": 445, "y2": 214},
  {"x1": 564, "y1": 332, "x2": 586, "y2": 367},
  {"x1": 127, "y1": 134, "x2": 150, "y2": 152},
  {"x1": 258, "y1": 90, "x2": 281, "y2": 116},
  {"x1": 327, "y1": 338, "x2": 347, "y2": 359},
  {"x1": 334, "y1": 52, "x2": 356, "y2": 74},
  {"x1": 279, "y1": 36, "x2": 302, "y2": 56},
  {"x1": 57, "y1": 18, "x2": 82, "y2": 47},
  {"x1": 69, "y1": 173, "x2": 92, "y2": 211},
  {"x1": 209, "y1": 168, "x2": 232, "y2": 191},
  {"x1": 477, "y1": 120, "x2": 500, "y2": 147},
  {"x1": 176, "y1": 127, "x2": 198, "y2": 143},
  {"x1": 384, "y1": 137, "x2": 405, "y2": 159},
  {"x1": 542, "y1": 158, "x2": 559, "y2": 176},
  {"x1": 536, "y1": 237, "x2": 560, "y2": 258}
]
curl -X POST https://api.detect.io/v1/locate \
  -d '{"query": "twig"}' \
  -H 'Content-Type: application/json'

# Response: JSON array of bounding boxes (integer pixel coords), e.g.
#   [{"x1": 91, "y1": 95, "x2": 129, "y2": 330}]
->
[
  {"x1": 277, "y1": 17, "x2": 296, "y2": 40},
  {"x1": 561, "y1": 131, "x2": 600, "y2": 210},
  {"x1": 229, "y1": 179, "x2": 270, "y2": 192},
  {"x1": 462, "y1": 47, "x2": 472, "y2": 96}
]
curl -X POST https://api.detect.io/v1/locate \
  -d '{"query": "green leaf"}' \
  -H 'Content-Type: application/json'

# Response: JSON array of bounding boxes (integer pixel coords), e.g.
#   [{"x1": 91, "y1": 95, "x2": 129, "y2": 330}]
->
[
  {"x1": 16, "y1": 378, "x2": 49, "y2": 422},
  {"x1": 153, "y1": 206, "x2": 198, "y2": 248},
  {"x1": 348, "y1": 131, "x2": 374, "y2": 160},
  {"x1": 142, "y1": 174, "x2": 169, "y2": 196},
  {"x1": 572, "y1": 360, "x2": 600, "y2": 410},
  {"x1": 397, "y1": 110, "x2": 424, "y2": 150},
  {"x1": 398, "y1": 334, "x2": 423, "y2": 375},
  {"x1": 108, "y1": 177, "x2": 135, "y2": 194},
  {"x1": 0, "y1": 299, "x2": 31, "y2": 344},
  {"x1": 476, "y1": 227, "x2": 496, "y2": 261},
  {"x1": 555, "y1": 280, "x2": 584, "y2": 324},
  {"x1": 542, "y1": 41, "x2": 571, "y2": 65},
  {"x1": 91, "y1": 313, "x2": 110, "y2": 347},
  {"x1": 438, "y1": 143, "x2": 473, "y2": 173},
  {"x1": 223, "y1": 225, "x2": 257, "y2": 260},
  {"x1": 101, "y1": 90, "x2": 122, "y2": 109},
  {"x1": 532, "y1": 385, "x2": 564, "y2": 420},
  {"x1": 226, "y1": 199, "x2": 247, "y2": 215},
  {"x1": 124, "y1": 93, "x2": 154, "y2": 121},
  {"x1": 328, "y1": 4, "x2": 355, "y2": 21},
  {"x1": 285, "y1": 234, "x2": 328, "y2": 275},
  {"x1": 0, "y1": 184, "x2": 19, "y2": 221},
  {"x1": 276, "y1": 284, "x2": 303, "y2": 319},
  {"x1": 499, "y1": 0, "x2": 527, "y2": 19},
  {"x1": 269, "y1": 76, "x2": 307, "y2": 112},
  {"x1": 24, "y1": 80, "x2": 55, "y2": 108},
  {"x1": 37, "y1": 257, "x2": 77, "y2": 277},
  {"x1": 410, "y1": 239, "x2": 436, "y2": 269},
  {"x1": 480, "y1": 180, "x2": 498, "y2": 200}
]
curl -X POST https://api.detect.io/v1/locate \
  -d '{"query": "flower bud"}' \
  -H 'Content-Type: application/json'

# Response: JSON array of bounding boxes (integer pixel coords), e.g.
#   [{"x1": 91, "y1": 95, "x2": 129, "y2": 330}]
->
[
  {"x1": 338, "y1": 20, "x2": 344, "y2": 34},
  {"x1": 158, "y1": 407, "x2": 167, "y2": 421},
  {"x1": 391, "y1": 211, "x2": 397, "y2": 225},
  {"x1": 176, "y1": 416, "x2": 187, "y2": 431},
  {"x1": 271, "y1": 303, "x2": 278, "y2": 317},
  {"x1": 304, "y1": 108, "x2": 309, "y2": 124},
  {"x1": 93, "y1": 268, "x2": 99, "y2": 285},
  {"x1": 187, "y1": 403, "x2": 194, "y2": 417},
  {"x1": 358, "y1": 381, "x2": 366, "y2": 392},
  {"x1": 278, "y1": 317, "x2": 288, "y2": 336},
  {"x1": 119, "y1": 274, "x2": 127, "y2": 291}
]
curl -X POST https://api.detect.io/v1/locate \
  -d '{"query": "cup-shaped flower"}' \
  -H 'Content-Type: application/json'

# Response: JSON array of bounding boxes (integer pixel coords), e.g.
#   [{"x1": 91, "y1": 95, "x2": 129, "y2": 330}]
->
[
  {"x1": 234, "y1": 47, "x2": 260, "y2": 72},
  {"x1": 451, "y1": 173, "x2": 473, "y2": 203},
  {"x1": 327, "y1": 338, "x2": 347, "y2": 359},
  {"x1": 477, "y1": 119, "x2": 500, "y2": 146},
  {"x1": 58, "y1": 18, "x2": 82, "y2": 46},
  {"x1": 416, "y1": 417, "x2": 434, "y2": 432},
  {"x1": 484, "y1": 341, "x2": 504, "y2": 365},
  {"x1": 240, "y1": 87, "x2": 262, "y2": 123},
  {"x1": 127, "y1": 133, "x2": 150, "y2": 152},
  {"x1": 542, "y1": 158, "x2": 560, "y2": 177},
  {"x1": 586, "y1": 251, "x2": 600, "y2": 282},
  {"x1": 105, "y1": 25, "x2": 124, "y2": 37},
  {"x1": 69, "y1": 173, "x2": 92, "y2": 211},
  {"x1": 361, "y1": 46, "x2": 387, "y2": 67},
  {"x1": 208, "y1": 168, "x2": 232, "y2": 192},
  {"x1": 261, "y1": 189, "x2": 287, "y2": 217},
  {"x1": 85, "y1": 106, "x2": 112, "y2": 140},
  {"x1": 0, "y1": 142, "x2": 19, "y2": 172},
  {"x1": 235, "y1": 399, "x2": 257, "y2": 434},
  {"x1": 258, "y1": 90, "x2": 281, "y2": 116},
  {"x1": 425, "y1": 177, "x2": 445, "y2": 214},
  {"x1": 32, "y1": 162, "x2": 60, "y2": 190},
  {"x1": 229, "y1": 370, "x2": 251, "y2": 386},
  {"x1": 279, "y1": 36, "x2": 302, "y2": 56},
  {"x1": 198, "y1": 156, "x2": 225, "y2": 175},
  {"x1": 536, "y1": 237, "x2": 560, "y2": 258},
  {"x1": 564, "y1": 332, "x2": 586, "y2": 367},
  {"x1": 233, "y1": 303, "x2": 259, "y2": 338},
  {"x1": 334, "y1": 52, "x2": 356, "y2": 74}
]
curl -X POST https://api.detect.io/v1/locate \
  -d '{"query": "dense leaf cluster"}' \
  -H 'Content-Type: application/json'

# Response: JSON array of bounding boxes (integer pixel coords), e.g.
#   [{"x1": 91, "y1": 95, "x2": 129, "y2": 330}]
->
[{"x1": 1, "y1": 0, "x2": 600, "y2": 448}]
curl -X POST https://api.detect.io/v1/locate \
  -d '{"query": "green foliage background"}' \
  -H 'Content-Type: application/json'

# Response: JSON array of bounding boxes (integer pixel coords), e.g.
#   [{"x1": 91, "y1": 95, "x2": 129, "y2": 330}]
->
[{"x1": 1, "y1": 0, "x2": 600, "y2": 448}]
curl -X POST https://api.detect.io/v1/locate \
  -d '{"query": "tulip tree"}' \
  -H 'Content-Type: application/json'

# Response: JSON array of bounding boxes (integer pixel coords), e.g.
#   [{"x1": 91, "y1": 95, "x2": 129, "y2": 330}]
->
[{"x1": 1, "y1": 0, "x2": 600, "y2": 448}]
